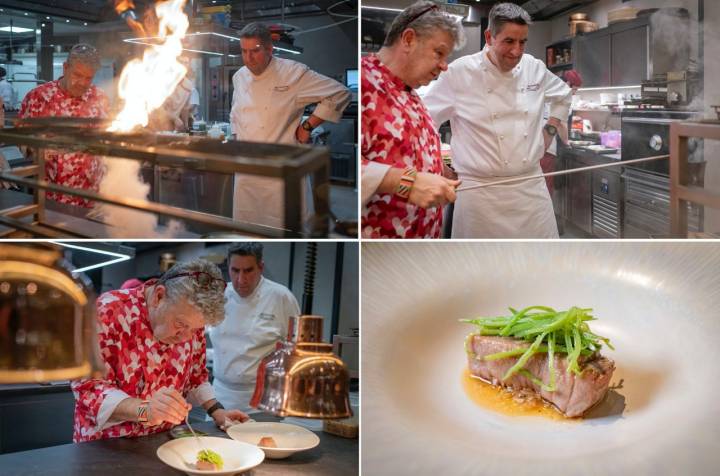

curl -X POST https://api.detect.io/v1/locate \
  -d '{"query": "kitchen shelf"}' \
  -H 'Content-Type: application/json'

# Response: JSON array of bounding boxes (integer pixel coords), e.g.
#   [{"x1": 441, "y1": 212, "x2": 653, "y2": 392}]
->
[{"x1": 549, "y1": 62, "x2": 574, "y2": 69}]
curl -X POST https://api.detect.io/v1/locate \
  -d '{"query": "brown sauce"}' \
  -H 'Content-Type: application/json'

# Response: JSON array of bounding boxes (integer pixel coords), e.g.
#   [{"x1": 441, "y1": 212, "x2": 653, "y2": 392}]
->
[{"x1": 461, "y1": 368, "x2": 577, "y2": 422}]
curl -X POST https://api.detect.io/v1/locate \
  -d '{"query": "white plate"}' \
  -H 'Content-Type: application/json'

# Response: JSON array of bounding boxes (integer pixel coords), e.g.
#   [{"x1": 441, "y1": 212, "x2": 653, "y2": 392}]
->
[
  {"x1": 156, "y1": 436, "x2": 265, "y2": 475},
  {"x1": 227, "y1": 422, "x2": 320, "y2": 459},
  {"x1": 362, "y1": 242, "x2": 720, "y2": 476}
]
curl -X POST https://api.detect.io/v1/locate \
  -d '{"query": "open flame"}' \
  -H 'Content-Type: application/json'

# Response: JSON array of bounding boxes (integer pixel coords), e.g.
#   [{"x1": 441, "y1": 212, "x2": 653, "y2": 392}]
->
[
  {"x1": 108, "y1": 0, "x2": 188, "y2": 132},
  {"x1": 99, "y1": 0, "x2": 189, "y2": 237}
]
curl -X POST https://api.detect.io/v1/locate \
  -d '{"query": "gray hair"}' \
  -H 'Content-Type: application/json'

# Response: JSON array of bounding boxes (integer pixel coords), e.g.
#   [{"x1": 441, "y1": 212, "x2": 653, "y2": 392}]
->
[
  {"x1": 157, "y1": 259, "x2": 226, "y2": 326},
  {"x1": 227, "y1": 242, "x2": 264, "y2": 266},
  {"x1": 67, "y1": 43, "x2": 101, "y2": 70},
  {"x1": 488, "y1": 2, "x2": 532, "y2": 37},
  {"x1": 238, "y1": 22, "x2": 273, "y2": 47},
  {"x1": 384, "y1": 0, "x2": 466, "y2": 51}
]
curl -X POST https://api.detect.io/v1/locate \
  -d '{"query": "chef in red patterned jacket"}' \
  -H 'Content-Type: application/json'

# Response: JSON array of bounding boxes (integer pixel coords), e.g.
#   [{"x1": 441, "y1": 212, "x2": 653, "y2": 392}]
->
[
  {"x1": 18, "y1": 43, "x2": 109, "y2": 208},
  {"x1": 72, "y1": 259, "x2": 249, "y2": 442},
  {"x1": 361, "y1": 1, "x2": 465, "y2": 238}
]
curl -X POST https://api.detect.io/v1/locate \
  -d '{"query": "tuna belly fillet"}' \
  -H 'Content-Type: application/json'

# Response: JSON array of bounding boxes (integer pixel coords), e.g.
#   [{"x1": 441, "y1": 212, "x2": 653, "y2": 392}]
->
[{"x1": 467, "y1": 335, "x2": 615, "y2": 417}]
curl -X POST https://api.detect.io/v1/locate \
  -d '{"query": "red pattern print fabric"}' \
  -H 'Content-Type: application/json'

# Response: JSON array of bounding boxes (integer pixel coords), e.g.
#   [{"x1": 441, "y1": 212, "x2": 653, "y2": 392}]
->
[
  {"x1": 18, "y1": 79, "x2": 109, "y2": 207},
  {"x1": 71, "y1": 284, "x2": 209, "y2": 442},
  {"x1": 361, "y1": 55, "x2": 444, "y2": 238}
]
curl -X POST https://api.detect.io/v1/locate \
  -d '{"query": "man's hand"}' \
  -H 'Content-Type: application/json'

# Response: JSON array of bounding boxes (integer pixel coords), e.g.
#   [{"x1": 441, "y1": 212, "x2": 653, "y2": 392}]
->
[
  {"x1": 408, "y1": 172, "x2": 461, "y2": 209},
  {"x1": 147, "y1": 387, "x2": 191, "y2": 426},
  {"x1": 211, "y1": 408, "x2": 250, "y2": 429},
  {"x1": 295, "y1": 124, "x2": 311, "y2": 144}
]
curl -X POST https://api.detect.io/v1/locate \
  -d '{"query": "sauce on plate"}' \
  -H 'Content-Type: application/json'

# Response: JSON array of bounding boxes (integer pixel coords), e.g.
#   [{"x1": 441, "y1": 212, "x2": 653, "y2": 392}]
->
[{"x1": 461, "y1": 368, "x2": 577, "y2": 422}]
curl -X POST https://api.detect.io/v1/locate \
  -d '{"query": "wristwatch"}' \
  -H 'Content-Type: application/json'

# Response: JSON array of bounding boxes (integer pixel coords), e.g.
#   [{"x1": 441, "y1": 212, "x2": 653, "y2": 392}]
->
[
  {"x1": 206, "y1": 401, "x2": 225, "y2": 417},
  {"x1": 301, "y1": 121, "x2": 314, "y2": 132},
  {"x1": 395, "y1": 167, "x2": 418, "y2": 200},
  {"x1": 137, "y1": 400, "x2": 150, "y2": 424},
  {"x1": 544, "y1": 124, "x2": 558, "y2": 136}
]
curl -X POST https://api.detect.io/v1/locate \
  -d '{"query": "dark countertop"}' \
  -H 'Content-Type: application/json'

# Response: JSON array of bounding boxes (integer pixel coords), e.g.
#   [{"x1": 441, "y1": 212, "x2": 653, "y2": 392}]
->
[
  {"x1": 0, "y1": 420, "x2": 358, "y2": 476},
  {"x1": 561, "y1": 145, "x2": 622, "y2": 167},
  {"x1": 0, "y1": 382, "x2": 72, "y2": 397}
]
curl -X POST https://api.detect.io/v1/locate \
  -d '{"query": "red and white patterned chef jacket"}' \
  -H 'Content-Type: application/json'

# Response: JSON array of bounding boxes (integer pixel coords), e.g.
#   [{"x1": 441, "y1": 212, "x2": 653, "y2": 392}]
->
[
  {"x1": 361, "y1": 55, "x2": 444, "y2": 238},
  {"x1": 71, "y1": 282, "x2": 214, "y2": 442},
  {"x1": 18, "y1": 79, "x2": 109, "y2": 207}
]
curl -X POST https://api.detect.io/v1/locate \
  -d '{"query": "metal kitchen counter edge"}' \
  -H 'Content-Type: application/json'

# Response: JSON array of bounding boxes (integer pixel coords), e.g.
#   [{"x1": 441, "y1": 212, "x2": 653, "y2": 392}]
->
[{"x1": 0, "y1": 420, "x2": 358, "y2": 475}]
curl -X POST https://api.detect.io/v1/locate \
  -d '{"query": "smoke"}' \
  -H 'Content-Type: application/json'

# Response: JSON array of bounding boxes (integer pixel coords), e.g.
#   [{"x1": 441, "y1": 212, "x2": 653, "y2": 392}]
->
[{"x1": 96, "y1": 157, "x2": 184, "y2": 238}]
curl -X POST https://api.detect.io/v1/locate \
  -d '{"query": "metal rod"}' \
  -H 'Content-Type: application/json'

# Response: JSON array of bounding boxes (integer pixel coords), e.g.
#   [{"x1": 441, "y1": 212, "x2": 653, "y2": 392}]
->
[
  {"x1": 0, "y1": 172, "x2": 295, "y2": 237},
  {"x1": 456, "y1": 155, "x2": 668, "y2": 192}
]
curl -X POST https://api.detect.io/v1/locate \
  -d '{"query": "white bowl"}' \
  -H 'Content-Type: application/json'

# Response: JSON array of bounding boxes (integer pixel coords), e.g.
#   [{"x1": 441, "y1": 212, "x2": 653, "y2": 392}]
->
[
  {"x1": 156, "y1": 436, "x2": 265, "y2": 475},
  {"x1": 227, "y1": 422, "x2": 320, "y2": 459},
  {"x1": 362, "y1": 242, "x2": 720, "y2": 476}
]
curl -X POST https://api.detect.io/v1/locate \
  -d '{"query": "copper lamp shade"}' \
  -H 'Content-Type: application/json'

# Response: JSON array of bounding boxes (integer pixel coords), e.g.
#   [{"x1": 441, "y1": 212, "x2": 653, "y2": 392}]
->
[
  {"x1": 0, "y1": 244, "x2": 102, "y2": 383},
  {"x1": 250, "y1": 315, "x2": 352, "y2": 419}
]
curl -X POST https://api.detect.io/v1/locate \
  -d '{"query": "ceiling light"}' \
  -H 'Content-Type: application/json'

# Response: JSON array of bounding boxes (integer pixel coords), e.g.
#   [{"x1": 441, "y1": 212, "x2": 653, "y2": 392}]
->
[
  {"x1": 0, "y1": 26, "x2": 34, "y2": 33},
  {"x1": 49, "y1": 241, "x2": 133, "y2": 273},
  {"x1": 23, "y1": 12, "x2": 28, "y2": 16},
  {"x1": 65, "y1": 19, "x2": 70, "y2": 23},
  {"x1": 361, "y1": 6, "x2": 403, "y2": 12},
  {"x1": 84, "y1": 22, "x2": 88, "y2": 26}
]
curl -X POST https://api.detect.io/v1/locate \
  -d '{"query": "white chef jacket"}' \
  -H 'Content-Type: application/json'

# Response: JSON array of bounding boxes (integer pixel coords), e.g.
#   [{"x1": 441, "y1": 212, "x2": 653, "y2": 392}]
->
[
  {"x1": 0, "y1": 79, "x2": 14, "y2": 109},
  {"x1": 208, "y1": 276, "x2": 300, "y2": 412},
  {"x1": 423, "y1": 46, "x2": 571, "y2": 238},
  {"x1": 230, "y1": 57, "x2": 351, "y2": 231}
]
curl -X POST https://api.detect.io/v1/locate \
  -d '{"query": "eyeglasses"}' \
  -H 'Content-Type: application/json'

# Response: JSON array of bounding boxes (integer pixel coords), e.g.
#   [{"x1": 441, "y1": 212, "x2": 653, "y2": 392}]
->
[
  {"x1": 161, "y1": 271, "x2": 226, "y2": 290},
  {"x1": 405, "y1": 4, "x2": 440, "y2": 26}
]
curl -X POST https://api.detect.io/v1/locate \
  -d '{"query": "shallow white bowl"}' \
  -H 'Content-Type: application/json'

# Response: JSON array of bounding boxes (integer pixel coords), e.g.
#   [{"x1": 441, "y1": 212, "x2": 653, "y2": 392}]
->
[
  {"x1": 362, "y1": 242, "x2": 720, "y2": 476},
  {"x1": 156, "y1": 436, "x2": 265, "y2": 475},
  {"x1": 227, "y1": 422, "x2": 320, "y2": 459}
]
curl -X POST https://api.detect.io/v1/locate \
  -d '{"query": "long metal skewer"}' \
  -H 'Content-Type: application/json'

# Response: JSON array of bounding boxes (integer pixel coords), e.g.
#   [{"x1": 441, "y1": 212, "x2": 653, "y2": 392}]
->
[{"x1": 455, "y1": 155, "x2": 668, "y2": 192}]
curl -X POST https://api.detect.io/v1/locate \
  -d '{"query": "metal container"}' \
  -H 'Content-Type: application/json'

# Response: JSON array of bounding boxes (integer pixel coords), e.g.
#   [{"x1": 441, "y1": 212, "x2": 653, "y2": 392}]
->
[
  {"x1": 0, "y1": 243, "x2": 102, "y2": 383},
  {"x1": 250, "y1": 315, "x2": 352, "y2": 419}
]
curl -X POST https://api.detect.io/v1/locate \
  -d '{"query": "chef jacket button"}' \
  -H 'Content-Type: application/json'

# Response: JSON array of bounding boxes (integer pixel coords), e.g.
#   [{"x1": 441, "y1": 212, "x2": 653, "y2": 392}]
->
[
  {"x1": 492, "y1": 113, "x2": 498, "y2": 119},
  {"x1": 499, "y1": 135, "x2": 504, "y2": 140},
  {"x1": 523, "y1": 158, "x2": 528, "y2": 163},
  {"x1": 524, "y1": 133, "x2": 528, "y2": 137},
  {"x1": 524, "y1": 110, "x2": 528, "y2": 114},
  {"x1": 504, "y1": 160, "x2": 509, "y2": 165},
  {"x1": 487, "y1": 88, "x2": 492, "y2": 93}
]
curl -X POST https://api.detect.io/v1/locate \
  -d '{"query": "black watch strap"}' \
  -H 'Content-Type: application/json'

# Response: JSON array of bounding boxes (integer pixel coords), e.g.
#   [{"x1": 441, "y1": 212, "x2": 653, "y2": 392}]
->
[
  {"x1": 544, "y1": 124, "x2": 558, "y2": 136},
  {"x1": 206, "y1": 401, "x2": 225, "y2": 416}
]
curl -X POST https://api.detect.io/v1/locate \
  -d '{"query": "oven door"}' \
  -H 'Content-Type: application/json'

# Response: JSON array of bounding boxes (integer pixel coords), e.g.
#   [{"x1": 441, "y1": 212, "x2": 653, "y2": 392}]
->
[{"x1": 620, "y1": 116, "x2": 673, "y2": 175}]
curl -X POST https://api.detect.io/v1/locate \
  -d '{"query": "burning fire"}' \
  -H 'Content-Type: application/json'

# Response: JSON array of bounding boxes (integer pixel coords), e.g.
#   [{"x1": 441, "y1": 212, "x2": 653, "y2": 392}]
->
[
  {"x1": 99, "y1": 0, "x2": 189, "y2": 237},
  {"x1": 108, "y1": 0, "x2": 189, "y2": 132}
]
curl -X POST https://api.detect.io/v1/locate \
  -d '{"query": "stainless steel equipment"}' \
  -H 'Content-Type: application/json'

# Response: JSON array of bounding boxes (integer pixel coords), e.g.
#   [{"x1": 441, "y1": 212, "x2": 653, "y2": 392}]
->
[
  {"x1": 623, "y1": 167, "x2": 702, "y2": 238},
  {"x1": 640, "y1": 71, "x2": 702, "y2": 107},
  {"x1": 621, "y1": 109, "x2": 702, "y2": 176},
  {"x1": 0, "y1": 117, "x2": 330, "y2": 238},
  {"x1": 592, "y1": 168, "x2": 623, "y2": 238},
  {"x1": 621, "y1": 109, "x2": 704, "y2": 237},
  {"x1": 0, "y1": 243, "x2": 102, "y2": 383}
]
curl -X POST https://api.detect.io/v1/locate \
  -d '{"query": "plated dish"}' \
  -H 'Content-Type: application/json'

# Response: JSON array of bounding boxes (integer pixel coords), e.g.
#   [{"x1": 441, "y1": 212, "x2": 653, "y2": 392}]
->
[
  {"x1": 362, "y1": 242, "x2": 720, "y2": 476},
  {"x1": 156, "y1": 436, "x2": 264, "y2": 475},
  {"x1": 227, "y1": 422, "x2": 320, "y2": 459}
]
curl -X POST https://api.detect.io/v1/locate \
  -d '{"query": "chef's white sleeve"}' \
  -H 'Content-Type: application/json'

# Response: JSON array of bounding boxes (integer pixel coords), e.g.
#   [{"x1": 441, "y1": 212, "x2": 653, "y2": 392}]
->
[
  {"x1": 229, "y1": 73, "x2": 240, "y2": 135},
  {"x1": 361, "y1": 162, "x2": 391, "y2": 206},
  {"x1": 421, "y1": 69, "x2": 456, "y2": 130},
  {"x1": 295, "y1": 68, "x2": 351, "y2": 123},
  {"x1": 543, "y1": 69, "x2": 572, "y2": 121},
  {"x1": 187, "y1": 381, "x2": 216, "y2": 407}
]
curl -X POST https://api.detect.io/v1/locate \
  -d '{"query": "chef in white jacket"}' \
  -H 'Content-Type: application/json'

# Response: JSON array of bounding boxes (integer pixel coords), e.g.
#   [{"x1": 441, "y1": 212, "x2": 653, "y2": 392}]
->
[
  {"x1": 422, "y1": 3, "x2": 571, "y2": 238},
  {"x1": 208, "y1": 242, "x2": 300, "y2": 413},
  {"x1": 230, "y1": 22, "x2": 351, "y2": 231}
]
